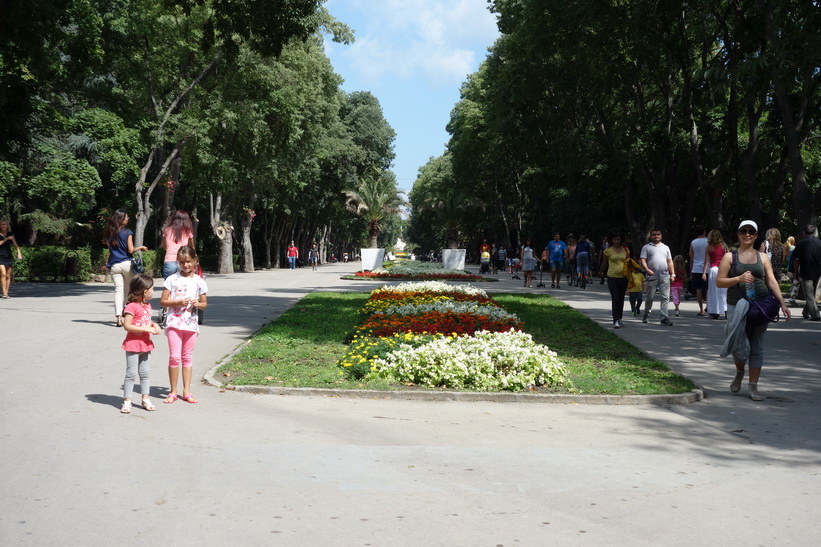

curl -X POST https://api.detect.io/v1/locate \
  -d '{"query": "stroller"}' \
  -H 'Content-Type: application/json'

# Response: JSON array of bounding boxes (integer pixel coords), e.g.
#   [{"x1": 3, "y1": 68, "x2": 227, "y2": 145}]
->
[
  {"x1": 480, "y1": 251, "x2": 491, "y2": 274},
  {"x1": 511, "y1": 258, "x2": 522, "y2": 280}
]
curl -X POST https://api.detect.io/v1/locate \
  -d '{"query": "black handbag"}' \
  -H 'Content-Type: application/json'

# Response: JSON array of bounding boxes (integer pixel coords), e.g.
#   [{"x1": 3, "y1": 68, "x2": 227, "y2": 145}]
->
[
  {"x1": 131, "y1": 251, "x2": 145, "y2": 274},
  {"x1": 731, "y1": 251, "x2": 780, "y2": 326},
  {"x1": 747, "y1": 293, "x2": 781, "y2": 326},
  {"x1": 131, "y1": 251, "x2": 145, "y2": 275}
]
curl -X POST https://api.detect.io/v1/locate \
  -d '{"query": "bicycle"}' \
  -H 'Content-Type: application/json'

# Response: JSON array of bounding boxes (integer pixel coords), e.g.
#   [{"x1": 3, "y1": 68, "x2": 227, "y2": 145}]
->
[
  {"x1": 566, "y1": 259, "x2": 578, "y2": 287},
  {"x1": 579, "y1": 270, "x2": 588, "y2": 290}
]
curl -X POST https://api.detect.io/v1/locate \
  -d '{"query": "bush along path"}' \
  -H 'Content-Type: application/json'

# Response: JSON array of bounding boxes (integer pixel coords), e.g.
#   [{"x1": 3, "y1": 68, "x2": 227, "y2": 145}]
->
[{"x1": 338, "y1": 281, "x2": 573, "y2": 392}]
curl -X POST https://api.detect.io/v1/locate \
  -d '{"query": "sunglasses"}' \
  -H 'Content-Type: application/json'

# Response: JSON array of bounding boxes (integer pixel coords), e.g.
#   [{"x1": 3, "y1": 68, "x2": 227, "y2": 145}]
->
[{"x1": 738, "y1": 229, "x2": 757, "y2": 236}]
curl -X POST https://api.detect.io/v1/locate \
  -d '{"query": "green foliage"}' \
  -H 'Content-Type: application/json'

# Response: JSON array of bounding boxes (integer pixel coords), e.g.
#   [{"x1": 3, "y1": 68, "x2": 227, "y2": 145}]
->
[
  {"x1": 27, "y1": 146, "x2": 102, "y2": 218},
  {"x1": 13, "y1": 246, "x2": 163, "y2": 282}
]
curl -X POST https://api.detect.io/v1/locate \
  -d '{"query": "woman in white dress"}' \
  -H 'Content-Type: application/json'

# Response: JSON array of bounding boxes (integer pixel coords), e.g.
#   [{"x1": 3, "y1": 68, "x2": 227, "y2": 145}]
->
[
  {"x1": 702, "y1": 229, "x2": 729, "y2": 319},
  {"x1": 520, "y1": 239, "x2": 536, "y2": 288}
]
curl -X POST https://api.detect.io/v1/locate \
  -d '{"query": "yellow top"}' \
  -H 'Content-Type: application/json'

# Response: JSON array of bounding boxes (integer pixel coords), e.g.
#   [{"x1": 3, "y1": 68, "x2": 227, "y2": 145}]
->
[{"x1": 604, "y1": 246, "x2": 627, "y2": 278}]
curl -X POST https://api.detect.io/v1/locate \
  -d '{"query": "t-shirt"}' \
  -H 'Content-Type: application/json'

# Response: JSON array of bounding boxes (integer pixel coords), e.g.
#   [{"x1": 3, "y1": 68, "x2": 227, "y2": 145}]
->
[
  {"x1": 163, "y1": 273, "x2": 208, "y2": 333},
  {"x1": 106, "y1": 229, "x2": 133, "y2": 268},
  {"x1": 629, "y1": 270, "x2": 645, "y2": 292},
  {"x1": 575, "y1": 240, "x2": 592, "y2": 255},
  {"x1": 547, "y1": 240, "x2": 567, "y2": 262},
  {"x1": 287, "y1": 246, "x2": 298, "y2": 257},
  {"x1": 122, "y1": 301, "x2": 154, "y2": 353},
  {"x1": 793, "y1": 236, "x2": 821, "y2": 279},
  {"x1": 604, "y1": 246, "x2": 627, "y2": 278},
  {"x1": 690, "y1": 237, "x2": 708, "y2": 273},
  {"x1": 162, "y1": 228, "x2": 193, "y2": 264},
  {"x1": 0, "y1": 230, "x2": 14, "y2": 258},
  {"x1": 640, "y1": 242, "x2": 672, "y2": 278},
  {"x1": 497, "y1": 248, "x2": 506, "y2": 260}
]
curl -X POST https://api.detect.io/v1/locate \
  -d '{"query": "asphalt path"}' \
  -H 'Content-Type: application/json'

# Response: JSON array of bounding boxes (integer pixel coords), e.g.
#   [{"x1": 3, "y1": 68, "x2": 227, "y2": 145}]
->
[{"x1": 2, "y1": 263, "x2": 821, "y2": 545}]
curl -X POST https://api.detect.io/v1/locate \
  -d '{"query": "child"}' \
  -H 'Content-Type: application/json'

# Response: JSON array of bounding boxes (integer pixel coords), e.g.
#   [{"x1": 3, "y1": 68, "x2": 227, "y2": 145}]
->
[
  {"x1": 626, "y1": 254, "x2": 646, "y2": 316},
  {"x1": 121, "y1": 274, "x2": 161, "y2": 413},
  {"x1": 671, "y1": 255, "x2": 688, "y2": 317},
  {"x1": 160, "y1": 246, "x2": 208, "y2": 404}
]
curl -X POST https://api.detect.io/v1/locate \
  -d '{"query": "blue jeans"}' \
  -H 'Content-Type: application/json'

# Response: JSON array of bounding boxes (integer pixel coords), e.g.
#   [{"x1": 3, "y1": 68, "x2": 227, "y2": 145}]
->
[
  {"x1": 162, "y1": 261, "x2": 180, "y2": 279},
  {"x1": 288, "y1": 256, "x2": 296, "y2": 270}
]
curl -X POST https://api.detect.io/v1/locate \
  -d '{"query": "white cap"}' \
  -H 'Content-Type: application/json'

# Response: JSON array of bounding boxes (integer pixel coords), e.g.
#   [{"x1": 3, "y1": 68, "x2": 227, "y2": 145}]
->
[{"x1": 738, "y1": 219, "x2": 758, "y2": 232}]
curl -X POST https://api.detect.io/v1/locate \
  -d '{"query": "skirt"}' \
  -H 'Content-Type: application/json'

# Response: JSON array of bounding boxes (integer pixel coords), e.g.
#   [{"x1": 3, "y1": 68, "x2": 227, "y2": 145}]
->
[{"x1": 706, "y1": 266, "x2": 728, "y2": 315}]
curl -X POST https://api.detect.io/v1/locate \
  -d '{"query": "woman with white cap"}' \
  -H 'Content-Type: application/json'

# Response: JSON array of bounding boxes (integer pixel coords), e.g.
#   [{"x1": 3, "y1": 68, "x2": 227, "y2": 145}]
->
[{"x1": 716, "y1": 220, "x2": 790, "y2": 401}]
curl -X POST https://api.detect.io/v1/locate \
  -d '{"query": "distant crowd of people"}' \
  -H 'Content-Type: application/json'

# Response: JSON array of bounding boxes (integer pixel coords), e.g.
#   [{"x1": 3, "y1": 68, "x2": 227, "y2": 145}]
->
[{"x1": 478, "y1": 221, "x2": 821, "y2": 402}]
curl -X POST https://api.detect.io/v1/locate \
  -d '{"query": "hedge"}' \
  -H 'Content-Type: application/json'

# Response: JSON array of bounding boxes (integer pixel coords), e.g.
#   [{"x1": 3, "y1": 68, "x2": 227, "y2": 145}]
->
[{"x1": 12, "y1": 247, "x2": 163, "y2": 282}]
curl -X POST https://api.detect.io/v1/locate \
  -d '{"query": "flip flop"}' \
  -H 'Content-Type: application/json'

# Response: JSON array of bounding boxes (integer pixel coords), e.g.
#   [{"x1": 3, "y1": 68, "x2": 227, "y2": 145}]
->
[
  {"x1": 696, "y1": 312, "x2": 706, "y2": 317},
  {"x1": 163, "y1": 394, "x2": 178, "y2": 404},
  {"x1": 180, "y1": 394, "x2": 198, "y2": 404}
]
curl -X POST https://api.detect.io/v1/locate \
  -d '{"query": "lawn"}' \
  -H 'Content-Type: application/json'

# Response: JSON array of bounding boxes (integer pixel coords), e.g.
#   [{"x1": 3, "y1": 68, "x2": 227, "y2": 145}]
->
[{"x1": 215, "y1": 292, "x2": 697, "y2": 395}]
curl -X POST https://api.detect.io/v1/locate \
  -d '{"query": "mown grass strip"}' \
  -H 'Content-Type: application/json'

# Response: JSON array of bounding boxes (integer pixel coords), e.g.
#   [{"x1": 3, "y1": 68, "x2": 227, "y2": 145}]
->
[{"x1": 216, "y1": 291, "x2": 696, "y2": 395}]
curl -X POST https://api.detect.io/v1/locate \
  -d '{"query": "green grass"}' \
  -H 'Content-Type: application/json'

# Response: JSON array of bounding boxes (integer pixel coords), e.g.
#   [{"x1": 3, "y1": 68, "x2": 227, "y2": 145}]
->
[
  {"x1": 496, "y1": 294, "x2": 696, "y2": 394},
  {"x1": 216, "y1": 292, "x2": 697, "y2": 395}
]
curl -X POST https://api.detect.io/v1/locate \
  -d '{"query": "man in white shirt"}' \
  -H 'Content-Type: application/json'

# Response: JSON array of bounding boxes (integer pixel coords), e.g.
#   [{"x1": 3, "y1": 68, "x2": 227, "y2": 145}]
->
[
  {"x1": 641, "y1": 228, "x2": 676, "y2": 326},
  {"x1": 689, "y1": 225, "x2": 708, "y2": 316}
]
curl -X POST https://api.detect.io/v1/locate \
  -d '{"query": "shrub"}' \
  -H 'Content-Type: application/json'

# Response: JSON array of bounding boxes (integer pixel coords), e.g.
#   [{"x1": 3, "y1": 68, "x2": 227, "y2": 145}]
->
[{"x1": 14, "y1": 246, "x2": 162, "y2": 282}]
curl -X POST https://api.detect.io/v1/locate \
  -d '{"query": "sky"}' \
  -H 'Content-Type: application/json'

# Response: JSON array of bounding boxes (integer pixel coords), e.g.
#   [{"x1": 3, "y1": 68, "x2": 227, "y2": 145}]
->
[{"x1": 323, "y1": 0, "x2": 501, "y2": 195}]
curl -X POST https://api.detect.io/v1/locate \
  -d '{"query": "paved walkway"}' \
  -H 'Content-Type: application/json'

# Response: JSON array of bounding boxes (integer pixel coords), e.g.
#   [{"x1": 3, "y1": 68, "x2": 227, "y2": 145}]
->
[{"x1": 2, "y1": 263, "x2": 821, "y2": 545}]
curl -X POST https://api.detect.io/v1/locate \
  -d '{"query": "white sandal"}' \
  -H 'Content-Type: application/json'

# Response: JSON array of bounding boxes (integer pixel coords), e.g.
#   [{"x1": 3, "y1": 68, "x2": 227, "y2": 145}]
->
[
  {"x1": 141, "y1": 399, "x2": 155, "y2": 411},
  {"x1": 120, "y1": 400, "x2": 132, "y2": 414}
]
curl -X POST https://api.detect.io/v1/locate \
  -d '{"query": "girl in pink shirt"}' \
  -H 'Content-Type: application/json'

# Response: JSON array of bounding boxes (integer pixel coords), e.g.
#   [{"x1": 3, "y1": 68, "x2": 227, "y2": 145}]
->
[
  {"x1": 161, "y1": 211, "x2": 195, "y2": 279},
  {"x1": 120, "y1": 274, "x2": 161, "y2": 413}
]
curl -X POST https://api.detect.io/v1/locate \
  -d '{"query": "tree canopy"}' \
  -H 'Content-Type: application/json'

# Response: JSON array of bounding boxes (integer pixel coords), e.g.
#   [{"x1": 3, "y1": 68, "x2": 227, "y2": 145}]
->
[
  {"x1": 409, "y1": 0, "x2": 821, "y2": 256},
  {"x1": 0, "y1": 0, "x2": 401, "y2": 270}
]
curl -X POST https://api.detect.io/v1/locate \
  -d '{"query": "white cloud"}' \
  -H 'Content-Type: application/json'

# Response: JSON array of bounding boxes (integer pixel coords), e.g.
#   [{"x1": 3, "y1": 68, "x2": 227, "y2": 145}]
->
[{"x1": 326, "y1": 0, "x2": 499, "y2": 87}]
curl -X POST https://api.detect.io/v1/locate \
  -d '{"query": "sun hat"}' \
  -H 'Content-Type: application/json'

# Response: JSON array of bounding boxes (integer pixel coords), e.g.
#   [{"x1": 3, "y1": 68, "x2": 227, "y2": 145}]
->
[{"x1": 738, "y1": 219, "x2": 758, "y2": 232}]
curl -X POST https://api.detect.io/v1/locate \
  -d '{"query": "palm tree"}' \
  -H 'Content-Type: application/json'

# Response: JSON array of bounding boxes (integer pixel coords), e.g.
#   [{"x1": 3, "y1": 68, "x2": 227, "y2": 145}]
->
[
  {"x1": 343, "y1": 172, "x2": 405, "y2": 248},
  {"x1": 418, "y1": 189, "x2": 481, "y2": 249}
]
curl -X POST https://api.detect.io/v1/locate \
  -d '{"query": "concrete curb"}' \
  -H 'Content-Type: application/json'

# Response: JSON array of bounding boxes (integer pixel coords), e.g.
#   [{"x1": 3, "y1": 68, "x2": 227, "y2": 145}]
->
[{"x1": 202, "y1": 340, "x2": 706, "y2": 405}]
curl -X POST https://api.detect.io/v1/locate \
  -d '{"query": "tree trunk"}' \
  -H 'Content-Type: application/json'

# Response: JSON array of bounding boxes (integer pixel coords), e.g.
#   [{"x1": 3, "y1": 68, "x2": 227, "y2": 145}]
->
[
  {"x1": 209, "y1": 193, "x2": 234, "y2": 274},
  {"x1": 240, "y1": 208, "x2": 254, "y2": 272},
  {"x1": 761, "y1": 0, "x2": 818, "y2": 229}
]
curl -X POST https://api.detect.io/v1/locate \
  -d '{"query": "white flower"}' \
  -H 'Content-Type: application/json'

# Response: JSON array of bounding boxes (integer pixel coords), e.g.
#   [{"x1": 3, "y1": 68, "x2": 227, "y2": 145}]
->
[
  {"x1": 371, "y1": 329, "x2": 571, "y2": 392},
  {"x1": 375, "y1": 281, "x2": 488, "y2": 297}
]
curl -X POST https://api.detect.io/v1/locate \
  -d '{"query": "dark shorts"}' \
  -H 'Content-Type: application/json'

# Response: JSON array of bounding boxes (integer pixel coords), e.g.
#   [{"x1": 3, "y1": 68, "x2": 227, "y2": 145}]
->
[
  {"x1": 689, "y1": 274, "x2": 707, "y2": 292},
  {"x1": 0, "y1": 256, "x2": 12, "y2": 268}
]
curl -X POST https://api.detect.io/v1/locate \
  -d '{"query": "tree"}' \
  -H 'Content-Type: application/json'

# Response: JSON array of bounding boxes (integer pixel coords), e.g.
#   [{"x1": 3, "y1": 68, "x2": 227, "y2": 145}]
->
[{"x1": 343, "y1": 172, "x2": 404, "y2": 248}]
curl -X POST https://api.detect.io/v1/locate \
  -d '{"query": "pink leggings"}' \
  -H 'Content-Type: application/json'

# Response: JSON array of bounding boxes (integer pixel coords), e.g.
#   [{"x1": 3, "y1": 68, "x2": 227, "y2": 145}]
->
[
  {"x1": 167, "y1": 328, "x2": 198, "y2": 368},
  {"x1": 671, "y1": 286, "x2": 683, "y2": 306}
]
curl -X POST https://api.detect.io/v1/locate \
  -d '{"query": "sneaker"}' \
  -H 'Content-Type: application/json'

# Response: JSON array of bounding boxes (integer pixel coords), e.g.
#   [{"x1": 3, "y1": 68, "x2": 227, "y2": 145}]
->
[
  {"x1": 730, "y1": 371, "x2": 744, "y2": 393},
  {"x1": 748, "y1": 382, "x2": 763, "y2": 401},
  {"x1": 613, "y1": 320, "x2": 620, "y2": 329},
  {"x1": 660, "y1": 316, "x2": 673, "y2": 326},
  {"x1": 789, "y1": 298, "x2": 797, "y2": 306},
  {"x1": 618, "y1": 320, "x2": 624, "y2": 328},
  {"x1": 642, "y1": 313, "x2": 648, "y2": 324},
  {"x1": 675, "y1": 310, "x2": 680, "y2": 317}
]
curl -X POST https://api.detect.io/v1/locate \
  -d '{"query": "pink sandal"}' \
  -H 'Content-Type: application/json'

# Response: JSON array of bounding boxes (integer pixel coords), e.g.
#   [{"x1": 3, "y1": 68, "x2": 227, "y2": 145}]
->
[
  {"x1": 163, "y1": 394, "x2": 178, "y2": 404},
  {"x1": 180, "y1": 394, "x2": 198, "y2": 404}
]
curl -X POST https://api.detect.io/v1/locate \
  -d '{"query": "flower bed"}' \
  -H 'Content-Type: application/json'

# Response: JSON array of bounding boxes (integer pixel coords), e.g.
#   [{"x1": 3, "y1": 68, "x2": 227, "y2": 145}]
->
[
  {"x1": 352, "y1": 260, "x2": 482, "y2": 280},
  {"x1": 338, "y1": 281, "x2": 571, "y2": 391}
]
